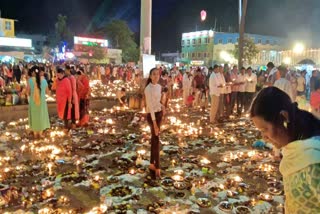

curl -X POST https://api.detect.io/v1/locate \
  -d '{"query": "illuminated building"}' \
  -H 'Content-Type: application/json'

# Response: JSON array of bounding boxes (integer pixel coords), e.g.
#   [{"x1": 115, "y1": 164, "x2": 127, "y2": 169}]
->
[
  {"x1": 0, "y1": 17, "x2": 33, "y2": 62},
  {"x1": 73, "y1": 36, "x2": 121, "y2": 64},
  {"x1": 180, "y1": 30, "x2": 284, "y2": 67}
]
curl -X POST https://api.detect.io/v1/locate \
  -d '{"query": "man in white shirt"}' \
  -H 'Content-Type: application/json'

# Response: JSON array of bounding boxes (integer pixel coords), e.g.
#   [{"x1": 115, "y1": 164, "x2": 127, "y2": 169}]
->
[
  {"x1": 245, "y1": 67, "x2": 257, "y2": 111},
  {"x1": 274, "y1": 65, "x2": 293, "y2": 101},
  {"x1": 209, "y1": 65, "x2": 221, "y2": 123},
  {"x1": 237, "y1": 67, "x2": 246, "y2": 115},
  {"x1": 297, "y1": 70, "x2": 306, "y2": 96},
  {"x1": 228, "y1": 65, "x2": 239, "y2": 116},
  {"x1": 182, "y1": 70, "x2": 191, "y2": 105},
  {"x1": 100, "y1": 65, "x2": 106, "y2": 82},
  {"x1": 266, "y1": 62, "x2": 278, "y2": 86},
  {"x1": 217, "y1": 65, "x2": 226, "y2": 119}
]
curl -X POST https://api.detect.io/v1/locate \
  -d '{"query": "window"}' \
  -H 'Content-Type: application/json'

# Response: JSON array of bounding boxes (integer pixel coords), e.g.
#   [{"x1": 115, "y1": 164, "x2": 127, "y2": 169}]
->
[
  {"x1": 203, "y1": 52, "x2": 207, "y2": 58},
  {"x1": 218, "y1": 39, "x2": 223, "y2": 44},
  {"x1": 198, "y1": 38, "x2": 201, "y2": 45},
  {"x1": 192, "y1": 39, "x2": 196, "y2": 45},
  {"x1": 266, "y1": 40, "x2": 270, "y2": 44},
  {"x1": 228, "y1": 38, "x2": 233, "y2": 43},
  {"x1": 181, "y1": 53, "x2": 185, "y2": 58},
  {"x1": 181, "y1": 40, "x2": 185, "y2": 46},
  {"x1": 198, "y1": 52, "x2": 201, "y2": 58},
  {"x1": 208, "y1": 38, "x2": 210, "y2": 43},
  {"x1": 192, "y1": 52, "x2": 195, "y2": 58},
  {"x1": 5, "y1": 21, "x2": 11, "y2": 30},
  {"x1": 204, "y1": 38, "x2": 208, "y2": 44},
  {"x1": 258, "y1": 39, "x2": 262, "y2": 44},
  {"x1": 187, "y1": 40, "x2": 190, "y2": 46}
]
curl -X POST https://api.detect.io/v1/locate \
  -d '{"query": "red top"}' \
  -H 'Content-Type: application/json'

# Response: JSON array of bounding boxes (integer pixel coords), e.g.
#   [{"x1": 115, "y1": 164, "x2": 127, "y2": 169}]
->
[{"x1": 310, "y1": 91, "x2": 320, "y2": 110}]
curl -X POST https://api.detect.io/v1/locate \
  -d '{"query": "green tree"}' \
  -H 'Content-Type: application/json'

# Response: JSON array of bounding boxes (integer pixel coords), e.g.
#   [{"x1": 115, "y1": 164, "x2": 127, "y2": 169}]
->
[
  {"x1": 233, "y1": 37, "x2": 259, "y2": 65},
  {"x1": 51, "y1": 14, "x2": 73, "y2": 48},
  {"x1": 91, "y1": 46, "x2": 106, "y2": 60},
  {"x1": 96, "y1": 20, "x2": 139, "y2": 63}
]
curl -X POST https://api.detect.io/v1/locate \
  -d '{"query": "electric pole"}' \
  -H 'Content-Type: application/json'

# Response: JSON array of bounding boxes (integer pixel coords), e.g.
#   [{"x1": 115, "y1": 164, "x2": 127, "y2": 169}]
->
[{"x1": 238, "y1": 0, "x2": 247, "y2": 69}]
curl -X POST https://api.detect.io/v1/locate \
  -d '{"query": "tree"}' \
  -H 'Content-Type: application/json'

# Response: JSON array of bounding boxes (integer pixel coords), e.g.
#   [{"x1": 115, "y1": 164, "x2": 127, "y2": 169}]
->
[
  {"x1": 233, "y1": 37, "x2": 259, "y2": 65},
  {"x1": 96, "y1": 20, "x2": 139, "y2": 63},
  {"x1": 91, "y1": 46, "x2": 106, "y2": 60},
  {"x1": 51, "y1": 14, "x2": 73, "y2": 48}
]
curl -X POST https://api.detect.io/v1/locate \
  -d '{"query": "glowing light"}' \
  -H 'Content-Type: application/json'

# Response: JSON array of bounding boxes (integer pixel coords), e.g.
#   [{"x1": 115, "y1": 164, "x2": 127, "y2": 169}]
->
[
  {"x1": 220, "y1": 51, "x2": 236, "y2": 63},
  {"x1": 200, "y1": 10, "x2": 207, "y2": 21},
  {"x1": 65, "y1": 52, "x2": 75, "y2": 59},
  {"x1": 209, "y1": 30, "x2": 214, "y2": 37},
  {"x1": 0, "y1": 37, "x2": 32, "y2": 48},
  {"x1": 293, "y1": 43, "x2": 305, "y2": 54},
  {"x1": 74, "y1": 36, "x2": 108, "y2": 47},
  {"x1": 283, "y1": 57, "x2": 291, "y2": 65}
]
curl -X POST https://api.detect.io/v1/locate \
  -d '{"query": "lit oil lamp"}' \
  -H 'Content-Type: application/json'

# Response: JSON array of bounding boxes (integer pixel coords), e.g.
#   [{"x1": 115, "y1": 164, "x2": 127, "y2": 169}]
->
[
  {"x1": 128, "y1": 168, "x2": 136, "y2": 175},
  {"x1": 258, "y1": 193, "x2": 274, "y2": 202},
  {"x1": 174, "y1": 169, "x2": 184, "y2": 175},
  {"x1": 171, "y1": 159, "x2": 176, "y2": 167},
  {"x1": 200, "y1": 157, "x2": 211, "y2": 166},
  {"x1": 47, "y1": 163, "x2": 53, "y2": 176},
  {"x1": 171, "y1": 174, "x2": 184, "y2": 182}
]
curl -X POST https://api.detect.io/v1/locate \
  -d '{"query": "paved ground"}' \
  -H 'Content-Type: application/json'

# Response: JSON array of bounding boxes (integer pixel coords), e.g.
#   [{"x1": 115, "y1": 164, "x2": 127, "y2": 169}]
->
[{"x1": 0, "y1": 100, "x2": 284, "y2": 213}]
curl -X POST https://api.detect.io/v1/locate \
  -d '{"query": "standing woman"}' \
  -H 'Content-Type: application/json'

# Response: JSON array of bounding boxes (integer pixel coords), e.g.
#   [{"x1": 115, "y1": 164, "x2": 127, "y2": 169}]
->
[
  {"x1": 27, "y1": 66, "x2": 50, "y2": 138},
  {"x1": 250, "y1": 87, "x2": 320, "y2": 213},
  {"x1": 76, "y1": 67, "x2": 91, "y2": 126},
  {"x1": 56, "y1": 68, "x2": 72, "y2": 130},
  {"x1": 145, "y1": 68, "x2": 165, "y2": 179},
  {"x1": 65, "y1": 65, "x2": 79, "y2": 129}
]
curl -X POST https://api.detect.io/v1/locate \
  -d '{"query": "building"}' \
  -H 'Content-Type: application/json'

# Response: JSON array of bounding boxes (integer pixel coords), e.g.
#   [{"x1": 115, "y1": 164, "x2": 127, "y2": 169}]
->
[
  {"x1": 0, "y1": 17, "x2": 33, "y2": 62},
  {"x1": 73, "y1": 36, "x2": 122, "y2": 64},
  {"x1": 281, "y1": 48, "x2": 320, "y2": 67},
  {"x1": 16, "y1": 34, "x2": 48, "y2": 54},
  {"x1": 0, "y1": 18, "x2": 15, "y2": 37},
  {"x1": 181, "y1": 30, "x2": 284, "y2": 67},
  {"x1": 160, "y1": 52, "x2": 180, "y2": 64}
]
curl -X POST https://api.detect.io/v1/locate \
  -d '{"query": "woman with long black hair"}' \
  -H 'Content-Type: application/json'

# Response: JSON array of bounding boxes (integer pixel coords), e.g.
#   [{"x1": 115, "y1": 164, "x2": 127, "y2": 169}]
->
[
  {"x1": 145, "y1": 68, "x2": 165, "y2": 179},
  {"x1": 27, "y1": 66, "x2": 50, "y2": 138},
  {"x1": 251, "y1": 87, "x2": 320, "y2": 213}
]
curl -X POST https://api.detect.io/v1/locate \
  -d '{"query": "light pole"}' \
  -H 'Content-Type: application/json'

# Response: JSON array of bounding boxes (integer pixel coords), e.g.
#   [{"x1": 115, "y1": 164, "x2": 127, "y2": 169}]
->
[
  {"x1": 238, "y1": 0, "x2": 247, "y2": 69},
  {"x1": 140, "y1": 0, "x2": 152, "y2": 56}
]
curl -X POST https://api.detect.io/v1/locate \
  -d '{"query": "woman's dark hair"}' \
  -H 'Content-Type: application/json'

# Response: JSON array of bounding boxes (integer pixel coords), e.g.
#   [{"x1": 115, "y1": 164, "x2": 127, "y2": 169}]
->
[
  {"x1": 79, "y1": 67, "x2": 85, "y2": 73},
  {"x1": 145, "y1": 68, "x2": 158, "y2": 88},
  {"x1": 29, "y1": 66, "x2": 41, "y2": 93},
  {"x1": 250, "y1": 87, "x2": 320, "y2": 142},
  {"x1": 315, "y1": 79, "x2": 320, "y2": 91},
  {"x1": 57, "y1": 68, "x2": 65, "y2": 74}
]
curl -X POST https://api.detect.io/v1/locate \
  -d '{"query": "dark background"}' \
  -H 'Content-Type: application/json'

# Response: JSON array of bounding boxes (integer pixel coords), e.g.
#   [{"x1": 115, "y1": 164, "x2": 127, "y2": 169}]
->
[{"x1": 1, "y1": 0, "x2": 320, "y2": 52}]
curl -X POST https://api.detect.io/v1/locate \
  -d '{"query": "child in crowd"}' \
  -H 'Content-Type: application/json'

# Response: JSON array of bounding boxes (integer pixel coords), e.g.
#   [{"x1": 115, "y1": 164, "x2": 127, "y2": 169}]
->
[
  {"x1": 186, "y1": 92, "x2": 195, "y2": 108},
  {"x1": 117, "y1": 87, "x2": 127, "y2": 107}
]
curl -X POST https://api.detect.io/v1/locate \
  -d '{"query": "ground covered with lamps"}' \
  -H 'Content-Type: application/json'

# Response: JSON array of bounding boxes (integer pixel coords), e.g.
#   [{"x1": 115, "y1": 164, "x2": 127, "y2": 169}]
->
[{"x1": 0, "y1": 99, "x2": 284, "y2": 214}]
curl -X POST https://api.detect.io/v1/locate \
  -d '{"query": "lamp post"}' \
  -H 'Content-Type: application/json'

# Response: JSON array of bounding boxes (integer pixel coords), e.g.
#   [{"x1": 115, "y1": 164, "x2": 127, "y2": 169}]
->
[{"x1": 238, "y1": 0, "x2": 248, "y2": 69}]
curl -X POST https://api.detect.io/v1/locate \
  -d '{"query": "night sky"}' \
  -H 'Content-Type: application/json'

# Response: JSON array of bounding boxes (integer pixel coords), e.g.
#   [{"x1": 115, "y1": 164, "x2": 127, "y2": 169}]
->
[{"x1": 1, "y1": 0, "x2": 320, "y2": 53}]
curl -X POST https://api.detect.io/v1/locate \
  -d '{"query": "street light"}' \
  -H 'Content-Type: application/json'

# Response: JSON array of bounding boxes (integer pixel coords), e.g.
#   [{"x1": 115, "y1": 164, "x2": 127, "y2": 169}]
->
[{"x1": 293, "y1": 43, "x2": 305, "y2": 54}]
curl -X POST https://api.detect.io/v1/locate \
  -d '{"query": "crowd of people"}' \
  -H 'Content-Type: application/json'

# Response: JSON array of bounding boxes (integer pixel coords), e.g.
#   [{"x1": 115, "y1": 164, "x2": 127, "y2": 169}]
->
[
  {"x1": 1, "y1": 59, "x2": 320, "y2": 212},
  {"x1": 26, "y1": 63, "x2": 91, "y2": 138},
  {"x1": 148, "y1": 62, "x2": 320, "y2": 124},
  {"x1": 142, "y1": 62, "x2": 320, "y2": 213}
]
